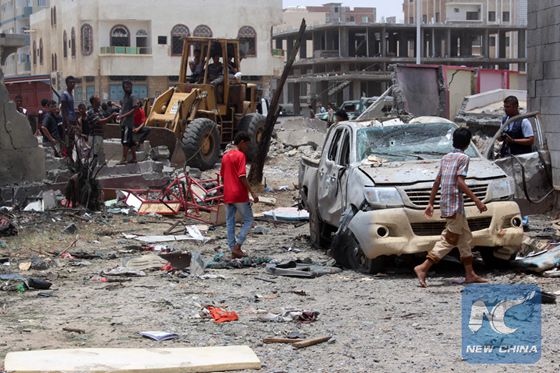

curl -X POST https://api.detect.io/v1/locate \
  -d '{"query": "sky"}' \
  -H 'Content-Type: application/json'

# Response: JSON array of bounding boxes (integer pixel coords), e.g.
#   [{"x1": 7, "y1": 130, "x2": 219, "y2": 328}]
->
[{"x1": 282, "y1": 1, "x2": 404, "y2": 21}]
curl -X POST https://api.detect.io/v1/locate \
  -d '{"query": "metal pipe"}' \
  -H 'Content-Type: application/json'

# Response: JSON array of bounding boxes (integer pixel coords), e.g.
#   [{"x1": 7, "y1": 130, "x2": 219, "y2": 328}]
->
[{"x1": 416, "y1": 0, "x2": 421, "y2": 64}]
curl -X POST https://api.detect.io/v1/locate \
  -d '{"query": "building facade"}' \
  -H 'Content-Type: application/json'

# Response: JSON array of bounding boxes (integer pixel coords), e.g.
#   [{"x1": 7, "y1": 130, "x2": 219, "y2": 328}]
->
[
  {"x1": 527, "y1": 1, "x2": 560, "y2": 189},
  {"x1": 403, "y1": 0, "x2": 527, "y2": 65},
  {"x1": 0, "y1": 0, "x2": 49, "y2": 77},
  {"x1": 29, "y1": 0, "x2": 284, "y2": 103}
]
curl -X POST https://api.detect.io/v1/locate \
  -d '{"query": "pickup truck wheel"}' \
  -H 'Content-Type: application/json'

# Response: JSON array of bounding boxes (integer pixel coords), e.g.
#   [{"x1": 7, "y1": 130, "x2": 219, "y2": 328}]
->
[
  {"x1": 334, "y1": 232, "x2": 389, "y2": 274},
  {"x1": 479, "y1": 247, "x2": 515, "y2": 269},
  {"x1": 309, "y1": 211, "x2": 331, "y2": 249}
]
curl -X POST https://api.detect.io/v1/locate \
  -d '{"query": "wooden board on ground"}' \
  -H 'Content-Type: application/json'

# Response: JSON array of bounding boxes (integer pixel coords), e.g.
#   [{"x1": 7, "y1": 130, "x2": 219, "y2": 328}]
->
[
  {"x1": 4, "y1": 346, "x2": 261, "y2": 373},
  {"x1": 138, "y1": 202, "x2": 181, "y2": 215}
]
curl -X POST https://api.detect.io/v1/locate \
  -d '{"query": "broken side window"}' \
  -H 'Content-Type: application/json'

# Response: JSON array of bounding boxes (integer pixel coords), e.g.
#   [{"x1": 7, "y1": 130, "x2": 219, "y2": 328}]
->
[
  {"x1": 328, "y1": 128, "x2": 344, "y2": 161},
  {"x1": 338, "y1": 131, "x2": 350, "y2": 166}
]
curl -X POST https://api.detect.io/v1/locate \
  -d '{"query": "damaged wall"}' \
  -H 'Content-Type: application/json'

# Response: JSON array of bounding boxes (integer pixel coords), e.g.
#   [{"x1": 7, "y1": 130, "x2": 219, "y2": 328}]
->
[
  {"x1": 0, "y1": 68, "x2": 45, "y2": 186},
  {"x1": 527, "y1": 1, "x2": 560, "y2": 189}
]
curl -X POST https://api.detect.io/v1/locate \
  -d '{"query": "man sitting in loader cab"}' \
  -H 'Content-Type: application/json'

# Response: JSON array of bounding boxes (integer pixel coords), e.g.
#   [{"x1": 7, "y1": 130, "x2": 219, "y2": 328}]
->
[
  {"x1": 208, "y1": 52, "x2": 224, "y2": 86},
  {"x1": 189, "y1": 47, "x2": 205, "y2": 84}
]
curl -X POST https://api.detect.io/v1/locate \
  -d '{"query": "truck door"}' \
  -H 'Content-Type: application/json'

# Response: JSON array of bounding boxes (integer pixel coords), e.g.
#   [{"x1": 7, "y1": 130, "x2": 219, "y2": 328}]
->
[
  {"x1": 485, "y1": 113, "x2": 554, "y2": 214},
  {"x1": 318, "y1": 127, "x2": 348, "y2": 226}
]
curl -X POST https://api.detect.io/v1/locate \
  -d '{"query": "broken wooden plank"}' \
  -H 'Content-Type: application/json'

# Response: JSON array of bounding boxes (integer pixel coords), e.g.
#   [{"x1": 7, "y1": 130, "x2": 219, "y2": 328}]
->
[
  {"x1": 4, "y1": 346, "x2": 261, "y2": 372},
  {"x1": 293, "y1": 336, "x2": 332, "y2": 349}
]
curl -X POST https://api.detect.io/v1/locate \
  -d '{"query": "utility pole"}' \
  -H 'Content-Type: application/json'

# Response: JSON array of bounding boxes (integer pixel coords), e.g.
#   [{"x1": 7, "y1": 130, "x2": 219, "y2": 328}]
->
[
  {"x1": 416, "y1": 0, "x2": 422, "y2": 64},
  {"x1": 248, "y1": 19, "x2": 306, "y2": 185}
]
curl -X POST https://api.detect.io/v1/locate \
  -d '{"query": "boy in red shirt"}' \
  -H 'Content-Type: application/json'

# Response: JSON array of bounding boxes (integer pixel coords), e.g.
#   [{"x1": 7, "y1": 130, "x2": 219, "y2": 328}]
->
[{"x1": 220, "y1": 132, "x2": 259, "y2": 258}]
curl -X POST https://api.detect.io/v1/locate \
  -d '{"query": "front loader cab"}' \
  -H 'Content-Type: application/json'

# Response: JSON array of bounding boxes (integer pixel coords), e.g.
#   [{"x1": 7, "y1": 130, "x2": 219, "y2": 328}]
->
[
  {"x1": 180, "y1": 37, "x2": 241, "y2": 116},
  {"x1": 145, "y1": 36, "x2": 265, "y2": 171}
]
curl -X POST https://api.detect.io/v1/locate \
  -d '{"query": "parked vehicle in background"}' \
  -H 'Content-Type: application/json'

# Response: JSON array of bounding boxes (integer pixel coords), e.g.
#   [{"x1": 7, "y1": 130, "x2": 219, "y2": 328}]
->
[
  {"x1": 316, "y1": 96, "x2": 392, "y2": 121},
  {"x1": 299, "y1": 116, "x2": 525, "y2": 273}
]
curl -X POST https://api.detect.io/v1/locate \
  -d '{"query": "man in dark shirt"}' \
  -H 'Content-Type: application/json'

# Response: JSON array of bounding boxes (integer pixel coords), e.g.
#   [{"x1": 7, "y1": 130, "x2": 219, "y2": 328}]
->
[
  {"x1": 117, "y1": 80, "x2": 139, "y2": 164},
  {"x1": 37, "y1": 98, "x2": 50, "y2": 132},
  {"x1": 60, "y1": 76, "x2": 78, "y2": 157},
  {"x1": 87, "y1": 95, "x2": 117, "y2": 164},
  {"x1": 40, "y1": 100, "x2": 62, "y2": 157}
]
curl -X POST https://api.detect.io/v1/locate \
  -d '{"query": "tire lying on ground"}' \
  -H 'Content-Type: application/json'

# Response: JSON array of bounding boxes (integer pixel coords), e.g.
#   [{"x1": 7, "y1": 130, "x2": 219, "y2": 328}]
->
[
  {"x1": 181, "y1": 118, "x2": 220, "y2": 171},
  {"x1": 237, "y1": 113, "x2": 266, "y2": 161}
]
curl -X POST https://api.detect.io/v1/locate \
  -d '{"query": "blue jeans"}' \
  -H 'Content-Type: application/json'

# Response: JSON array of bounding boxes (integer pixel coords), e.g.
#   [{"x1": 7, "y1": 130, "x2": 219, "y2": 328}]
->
[{"x1": 226, "y1": 202, "x2": 253, "y2": 250}]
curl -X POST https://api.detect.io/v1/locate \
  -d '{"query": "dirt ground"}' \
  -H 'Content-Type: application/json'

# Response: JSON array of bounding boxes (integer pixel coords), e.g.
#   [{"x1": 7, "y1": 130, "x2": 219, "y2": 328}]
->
[{"x1": 2, "y1": 150, "x2": 560, "y2": 373}]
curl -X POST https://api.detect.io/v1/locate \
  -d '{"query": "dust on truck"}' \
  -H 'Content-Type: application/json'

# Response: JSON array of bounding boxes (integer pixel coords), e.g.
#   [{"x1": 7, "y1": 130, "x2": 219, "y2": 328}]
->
[{"x1": 298, "y1": 116, "x2": 524, "y2": 273}]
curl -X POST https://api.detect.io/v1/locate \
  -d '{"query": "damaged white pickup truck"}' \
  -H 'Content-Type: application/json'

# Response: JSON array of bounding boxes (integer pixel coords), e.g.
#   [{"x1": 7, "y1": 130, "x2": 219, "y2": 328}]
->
[{"x1": 299, "y1": 116, "x2": 524, "y2": 272}]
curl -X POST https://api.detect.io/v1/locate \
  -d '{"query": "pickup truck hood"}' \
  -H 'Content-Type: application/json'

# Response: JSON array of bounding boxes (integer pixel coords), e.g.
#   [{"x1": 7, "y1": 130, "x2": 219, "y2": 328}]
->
[{"x1": 359, "y1": 158, "x2": 506, "y2": 185}]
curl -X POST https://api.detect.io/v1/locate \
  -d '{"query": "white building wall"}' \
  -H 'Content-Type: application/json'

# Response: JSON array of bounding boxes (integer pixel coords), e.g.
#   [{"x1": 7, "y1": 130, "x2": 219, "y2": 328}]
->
[{"x1": 31, "y1": 0, "x2": 283, "y2": 78}]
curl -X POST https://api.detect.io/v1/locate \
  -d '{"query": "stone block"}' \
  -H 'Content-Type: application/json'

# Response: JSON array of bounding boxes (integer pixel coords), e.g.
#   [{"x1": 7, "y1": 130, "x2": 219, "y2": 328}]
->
[
  {"x1": 527, "y1": 61, "x2": 543, "y2": 81},
  {"x1": 553, "y1": 167, "x2": 560, "y2": 189},
  {"x1": 527, "y1": 12, "x2": 537, "y2": 30},
  {"x1": 542, "y1": 42, "x2": 560, "y2": 61},
  {"x1": 536, "y1": 79, "x2": 560, "y2": 96},
  {"x1": 545, "y1": 133, "x2": 560, "y2": 151},
  {"x1": 543, "y1": 60, "x2": 560, "y2": 79},
  {"x1": 540, "y1": 114, "x2": 560, "y2": 133},
  {"x1": 541, "y1": 97, "x2": 560, "y2": 115}
]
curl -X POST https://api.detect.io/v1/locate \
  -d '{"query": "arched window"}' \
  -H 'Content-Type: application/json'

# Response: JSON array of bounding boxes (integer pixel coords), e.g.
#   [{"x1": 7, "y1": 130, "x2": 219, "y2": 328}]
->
[
  {"x1": 171, "y1": 24, "x2": 189, "y2": 56},
  {"x1": 63, "y1": 31, "x2": 68, "y2": 58},
  {"x1": 136, "y1": 29, "x2": 148, "y2": 49},
  {"x1": 53, "y1": 6, "x2": 57, "y2": 26},
  {"x1": 193, "y1": 25, "x2": 212, "y2": 37},
  {"x1": 110, "y1": 25, "x2": 130, "y2": 47},
  {"x1": 238, "y1": 26, "x2": 257, "y2": 57},
  {"x1": 81, "y1": 24, "x2": 93, "y2": 56},
  {"x1": 54, "y1": 53, "x2": 58, "y2": 71},
  {"x1": 50, "y1": 8, "x2": 53, "y2": 27},
  {"x1": 39, "y1": 38, "x2": 43, "y2": 65},
  {"x1": 32, "y1": 41, "x2": 37, "y2": 65},
  {"x1": 71, "y1": 27, "x2": 76, "y2": 57},
  {"x1": 51, "y1": 54, "x2": 54, "y2": 71}
]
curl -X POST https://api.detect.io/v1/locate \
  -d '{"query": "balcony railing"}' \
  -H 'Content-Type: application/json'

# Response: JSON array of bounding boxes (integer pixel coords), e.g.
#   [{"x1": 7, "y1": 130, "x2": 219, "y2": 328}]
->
[{"x1": 100, "y1": 46, "x2": 152, "y2": 55}]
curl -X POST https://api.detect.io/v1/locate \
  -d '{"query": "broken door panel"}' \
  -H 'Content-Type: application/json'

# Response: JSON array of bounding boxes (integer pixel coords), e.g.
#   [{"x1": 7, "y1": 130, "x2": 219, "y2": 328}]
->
[{"x1": 318, "y1": 128, "x2": 344, "y2": 226}]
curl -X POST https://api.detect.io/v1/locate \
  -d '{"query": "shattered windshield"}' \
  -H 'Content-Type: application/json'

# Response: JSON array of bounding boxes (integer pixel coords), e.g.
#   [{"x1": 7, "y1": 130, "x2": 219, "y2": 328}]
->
[{"x1": 356, "y1": 122, "x2": 479, "y2": 161}]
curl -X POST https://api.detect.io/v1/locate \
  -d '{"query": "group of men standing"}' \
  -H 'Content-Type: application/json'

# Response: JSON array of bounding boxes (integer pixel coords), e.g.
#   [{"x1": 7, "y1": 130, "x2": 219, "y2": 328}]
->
[{"x1": 35, "y1": 77, "x2": 149, "y2": 164}]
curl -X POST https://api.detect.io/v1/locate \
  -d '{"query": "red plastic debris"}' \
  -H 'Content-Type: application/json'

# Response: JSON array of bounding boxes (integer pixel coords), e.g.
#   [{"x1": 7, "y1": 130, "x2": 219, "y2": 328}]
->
[{"x1": 206, "y1": 306, "x2": 239, "y2": 323}]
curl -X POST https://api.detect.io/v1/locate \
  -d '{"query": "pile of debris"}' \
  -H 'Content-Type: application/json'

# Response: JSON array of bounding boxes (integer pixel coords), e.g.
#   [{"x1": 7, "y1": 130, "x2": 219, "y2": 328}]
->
[{"x1": 515, "y1": 219, "x2": 560, "y2": 278}]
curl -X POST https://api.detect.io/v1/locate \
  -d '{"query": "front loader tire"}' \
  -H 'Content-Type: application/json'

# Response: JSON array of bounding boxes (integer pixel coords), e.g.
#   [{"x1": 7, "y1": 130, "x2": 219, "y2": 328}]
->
[
  {"x1": 238, "y1": 113, "x2": 266, "y2": 161},
  {"x1": 181, "y1": 118, "x2": 220, "y2": 171}
]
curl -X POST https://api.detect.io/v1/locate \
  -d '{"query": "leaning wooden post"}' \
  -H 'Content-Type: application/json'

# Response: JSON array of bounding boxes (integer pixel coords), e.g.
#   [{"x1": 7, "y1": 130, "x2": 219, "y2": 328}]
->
[{"x1": 248, "y1": 19, "x2": 307, "y2": 185}]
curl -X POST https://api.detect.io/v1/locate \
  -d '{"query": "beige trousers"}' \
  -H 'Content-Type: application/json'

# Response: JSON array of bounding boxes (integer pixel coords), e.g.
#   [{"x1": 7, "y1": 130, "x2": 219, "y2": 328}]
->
[{"x1": 427, "y1": 214, "x2": 473, "y2": 263}]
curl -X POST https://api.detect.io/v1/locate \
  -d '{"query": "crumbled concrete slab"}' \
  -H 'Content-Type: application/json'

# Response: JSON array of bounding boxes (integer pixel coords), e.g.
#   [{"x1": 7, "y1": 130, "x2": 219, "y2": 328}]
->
[
  {"x1": 275, "y1": 117, "x2": 327, "y2": 149},
  {"x1": 0, "y1": 69, "x2": 45, "y2": 186}
]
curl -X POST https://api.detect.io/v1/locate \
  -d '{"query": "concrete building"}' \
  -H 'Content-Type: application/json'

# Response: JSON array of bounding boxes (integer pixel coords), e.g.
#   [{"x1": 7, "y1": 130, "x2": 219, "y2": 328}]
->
[
  {"x1": 527, "y1": 1, "x2": 560, "y2": 189},
  {"x1": 404, "y1": 0, "x2": 527, "y2": 25},
  {"x1": 0, "y1": 0, "x2": 50, "y2": 77},
  {"x1": 404, "y1": 0, "x2": 527, "y2": 69},
  {"x1": 29, "y1": 0, "x2": 284, "y2": 103},
  {"x1": 278, "y1": 2, "x2": 376, "y2": 33},
  {"x1": 273, "y1": 21, "x2": 526, "y2": 114}
]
